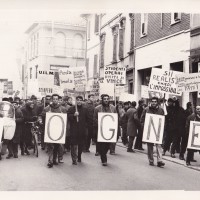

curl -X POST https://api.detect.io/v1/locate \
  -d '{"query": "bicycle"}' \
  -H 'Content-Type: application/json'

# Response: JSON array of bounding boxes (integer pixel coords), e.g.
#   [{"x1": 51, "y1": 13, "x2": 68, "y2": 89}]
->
[{"x1": 27, "y1": 121, "x2": 42, "y2": 157}]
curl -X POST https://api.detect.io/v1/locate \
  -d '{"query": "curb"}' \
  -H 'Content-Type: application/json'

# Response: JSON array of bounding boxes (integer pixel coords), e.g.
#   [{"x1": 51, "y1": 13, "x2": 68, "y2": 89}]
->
[{"x1": 116, "y1": 142, "x2": 200, "y2": 172}]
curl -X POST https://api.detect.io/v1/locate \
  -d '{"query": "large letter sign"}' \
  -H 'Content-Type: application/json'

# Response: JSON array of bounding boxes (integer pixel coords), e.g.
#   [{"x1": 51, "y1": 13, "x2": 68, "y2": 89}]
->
[
  {"x1": 142, "y1": 113, "x2": 165, "y2": 144},
  {"x1": 44, "y1": 113, "x2": 67, "y2": 144},
  {"x1": 97, "y1": 113, "x2": 118, "y2": 143},
  {"x1": 187, "y1": 121, "x2": 200, "y2": 150}
]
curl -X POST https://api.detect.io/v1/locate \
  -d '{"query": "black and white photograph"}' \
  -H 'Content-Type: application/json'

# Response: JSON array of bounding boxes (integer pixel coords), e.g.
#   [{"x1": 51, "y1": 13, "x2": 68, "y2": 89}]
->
[{"x1": 1, "y1": 0, "x2": 200, "y2": 199}]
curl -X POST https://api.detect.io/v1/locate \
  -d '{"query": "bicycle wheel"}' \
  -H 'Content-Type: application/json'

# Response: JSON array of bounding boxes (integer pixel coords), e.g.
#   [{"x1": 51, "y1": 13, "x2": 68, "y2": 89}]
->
[{"x1": 33, "y1": 133, "x2": 39, "y2": 157}]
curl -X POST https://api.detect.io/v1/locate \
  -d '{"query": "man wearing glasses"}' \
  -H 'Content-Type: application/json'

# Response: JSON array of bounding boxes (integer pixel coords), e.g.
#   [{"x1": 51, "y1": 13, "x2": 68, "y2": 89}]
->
[{"x1": 140, "y1": 97, "x2": 165, "y2": 167}]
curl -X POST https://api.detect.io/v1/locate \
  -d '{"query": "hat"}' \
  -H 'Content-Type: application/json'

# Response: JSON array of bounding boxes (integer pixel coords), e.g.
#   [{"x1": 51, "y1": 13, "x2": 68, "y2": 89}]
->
[{"x1": 30, "y1": 95, "x2": 37, "y2": 100}]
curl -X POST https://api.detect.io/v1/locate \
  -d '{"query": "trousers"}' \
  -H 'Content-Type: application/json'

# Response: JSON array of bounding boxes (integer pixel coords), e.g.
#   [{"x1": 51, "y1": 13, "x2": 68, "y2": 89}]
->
[
  {"x1": 98, "y1": 142, "x2": 110, "y2": 163},
  {"x1": 71, "y1": 144, "x2": 83, "y2": 162},
  {"x1": 147, "y1": 143, "x2": 162, "y2": 163},
  {"x1": 47, "y1": 143, "x2": 64, "y2": 164}
]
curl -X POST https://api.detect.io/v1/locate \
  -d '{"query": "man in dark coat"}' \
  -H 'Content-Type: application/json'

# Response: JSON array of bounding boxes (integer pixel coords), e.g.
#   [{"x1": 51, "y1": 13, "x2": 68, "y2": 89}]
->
[
  {"x1": 67, "y1": 96, "x2": 88, "y2": 165},
  {"x1": 6, "y1": 101, "x2": 24, "y2": 158},
  {"x1": 140, "y1": 97, "x2": 165, "y2": 167},
  {"x1": 84, "y1": 94, "x2": 95, "y2": 153},
  {"x1": 42, "y1": 94, "x2": 67, "y2": 168},
  {"x1": 21, "y1": 100, "x2": 37, "y2": 155},
  {"x1": 93, "y1": 94, "x2": 117, "y2": 166},
  {"x1": 125, "y1": 101, "x2": 140, "y2": 153},
  {"x1": 121, "y1": 102, "x2": 129, "y2": 146}
]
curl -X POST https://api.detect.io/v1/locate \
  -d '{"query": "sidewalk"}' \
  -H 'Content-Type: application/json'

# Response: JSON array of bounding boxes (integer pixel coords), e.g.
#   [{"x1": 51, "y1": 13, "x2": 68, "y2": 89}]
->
[{"x1": 117, "y1": 141, "x2": 200, "y2": 172}]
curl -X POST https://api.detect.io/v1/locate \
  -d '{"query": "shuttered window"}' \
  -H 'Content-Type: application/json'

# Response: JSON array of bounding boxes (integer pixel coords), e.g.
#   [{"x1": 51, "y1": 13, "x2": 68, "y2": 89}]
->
[
  {"x1": 94, "y1": 14, "x2": 99, "y2": 34},
  {"x1": 93, "y1": 54, "x2": 98, "y2": 77}
]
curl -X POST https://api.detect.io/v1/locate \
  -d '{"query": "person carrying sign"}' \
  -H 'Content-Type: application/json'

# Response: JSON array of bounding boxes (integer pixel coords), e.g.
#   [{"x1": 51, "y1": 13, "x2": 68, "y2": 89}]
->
[
  {"x1": 93, "y1": 94, "x2": 117, "y2": 166},
  {"x1": 67, "y1": 96, "x2": 89, "y2": 165},
  {"x1": 140, "y1": 97, "x2": 165, "y2": 167},
  {"x1": 42, "y1": 94, "x2": 67, "y2": 168}
]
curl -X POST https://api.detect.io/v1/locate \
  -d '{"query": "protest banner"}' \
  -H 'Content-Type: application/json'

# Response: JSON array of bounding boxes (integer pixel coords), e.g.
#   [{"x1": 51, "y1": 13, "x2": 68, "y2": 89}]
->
[
  {"x1": 149, "y1": 68, "x2": 182, "y2": 96},
  {"x1": 99, "y1": 81, "x2": 114, "y2": 100},
  {"x1": 44, "y1": 113, "x2": 67, "y2": 144},
  {"x1": 104, "y1": 65, "x2": 126, "y2": 84},
  {"x1": 141, "y1": 85, "x2": 149, "y2": 98},
  {"x1": 187, "y1": 121, "x2": 200, "y2": 150},
  {"x1": 119, "y1": 93, "x2": 136, "y2": 102},
  {"x1": 59, "y1": 68, "x2": 74, "y2": 90},
  {"x1": 73, "y1": 67, "x2": 87, "y2": 92},
  {"x1": 97, "y1": 113, "x2": 118, "y2": 143},
  {"x1": 38, "y1": 70, "x2": 55, "y2": 95},
  {"x1": 90, "y1": 80, "x2": 99, "y2": 99},
  {"x1": 176, "y1": 73, "x2": 200, "y2": 93},
  {"x1": 142, "y1": 113, "x2": 165, "y2": 144}
]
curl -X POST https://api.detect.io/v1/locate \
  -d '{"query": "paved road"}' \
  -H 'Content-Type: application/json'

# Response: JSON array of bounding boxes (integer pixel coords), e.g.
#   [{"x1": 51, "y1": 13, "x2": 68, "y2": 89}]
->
[{"x1": 0, "y1": 144, "x2": 200, "y2": 191}]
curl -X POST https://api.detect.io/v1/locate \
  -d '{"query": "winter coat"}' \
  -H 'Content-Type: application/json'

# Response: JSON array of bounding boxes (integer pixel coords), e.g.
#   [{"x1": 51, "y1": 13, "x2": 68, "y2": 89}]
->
[
  {"x1": 67, "y1": 105, "x2": 88, "y2": 145},
  {"x1": 84, "y1": 100, "x2": 95, "y2": 128},
  {"x1": 125, "y1": 107, "x2": 140, "y2": 137},
  {"x1": 21, "y1": 104, "x2": 36, "y2": 143},
  {"x1": 12, "y1": 107, "x2": 24, "y2": 144}
]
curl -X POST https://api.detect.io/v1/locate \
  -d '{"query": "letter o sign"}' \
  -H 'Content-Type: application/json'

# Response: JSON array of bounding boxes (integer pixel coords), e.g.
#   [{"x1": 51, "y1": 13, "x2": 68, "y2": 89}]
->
[{"x1": 47, "y1": 115, "x2": 65, "y2": 141}]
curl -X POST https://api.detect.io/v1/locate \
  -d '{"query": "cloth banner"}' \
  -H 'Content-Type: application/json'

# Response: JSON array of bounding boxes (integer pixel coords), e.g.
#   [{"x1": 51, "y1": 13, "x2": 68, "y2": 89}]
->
[
  {"x1": 187, "y1": 121, "x2": 200, "y2": 150},
  {"x1": 176, "y1": 72, "x2": 200, "y2": 93},
  {"x1": 104, "y1": 65, "x2": 126, "y2": 84},
  {"x1": 97, "y1": 113, "x2": 118, "y2": 143},
  {"x1": 149, "y1": 68, "x2": 182, "y2": 96},
  {"x1": 44, "y1": 113, "x2": 67, "y2": 144},
  {"x1": 142, "y1": 113, "x2": 165, "y2": 144}
]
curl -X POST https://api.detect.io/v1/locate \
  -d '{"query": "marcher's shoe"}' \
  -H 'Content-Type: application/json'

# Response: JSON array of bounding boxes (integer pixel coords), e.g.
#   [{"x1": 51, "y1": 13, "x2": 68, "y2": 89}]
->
[
  {"x1": 47, "y1": 162, "x2": 53, "y2": 168},
  {"x1": 110, "y1": 151, "x2": 115, "y2": 155},
  {"x1": 138, "y1": 148, "x2": 144, "y2": 151},
  {"x1": 171, "y1": 154, "x2": 176, "y2": 158},
  {"x1": 134, "y1": 147, "x2": 138, "y2": 150},
  {"x1": 53, "y1": 161, "x2": 58, "y2": 165},
  {"x1": 149, "y1": 161, "x2": 154, "y2": 166},
  {"x1": 21, "y1": 151, "x2": 24, "y2": 156},
  {"x1": 72, "y1": 161, "x2": 77, "y2": 165},
  {"x1": 66, "y1": 149, "x2": 70, "y2": 152},
  {"x1": 186, "y1": 162, "x2": 191, "y2": 166},
  {"x1": 179, "y1": 154, "x2": 185, "y2": 160},
  {"x1": 6, "y1": 154, "x2": 13, "y2": 159},
  {"x1": 78, "y1": 158, "x2": 81, "y2": 162},
  {"x1": 95, "y1": 152, "x2": 100, "y2": 156},
  {"x1": 157, "y1": 161, "x2": 165, "y2": 167},
  {"x1": 162, "y1": 150, "x2": 166, "y2": 156},
  {"x1": 58, "y1": 160, "x2": 64, "y2": 163},
  {"x1": 102, "y1": 162, "x2": 107, "y2": 166},
  {"x1": 191, "y1": 159, "x2": 197, "y2": 162},
  {"x1": 127, "y1": 149, "x2": 135, "y2": 153},
  {"x1": 25, "y1": 150, "x2": 30, "y2": 155},
  {"x1": 85, "y1": 149, "x2": 90, "y2": 153},
  {"x1": 92, "y1": 141, "x2": 95, "y2": 145},
  {"x1": 41, "y1": 147, "x2": 45, "y2": 150},
  {"x1": 14, "y1": 155, "x2": 18, "y2": 158}
]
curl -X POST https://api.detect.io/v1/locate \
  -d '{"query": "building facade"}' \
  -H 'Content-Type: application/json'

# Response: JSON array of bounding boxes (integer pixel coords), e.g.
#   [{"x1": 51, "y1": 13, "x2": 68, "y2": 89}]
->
[
  {"x1": 134, "y1": 13, "x2": 191, "y2": 108},
  {"x1": 23, "y1": 21, "x2": 86, "y2": 98}
]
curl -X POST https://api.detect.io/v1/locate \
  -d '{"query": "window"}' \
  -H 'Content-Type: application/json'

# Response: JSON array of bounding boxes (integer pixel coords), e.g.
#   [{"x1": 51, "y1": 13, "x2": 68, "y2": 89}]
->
[
  {"x1": 93, "y1": 54, "x2": 98, "y2": 77},
  {"x1": 30, "y1": 68, "x2": 32, "y2": 79},
  {"x1": 128, "y1": 80, "x2": 133, "y2": 94},
  {"x1": 112, "y1": 25, "x2": 119, "y2": 63},
  {"x1": 94, "y1": 14, "x2": 99, "y2": 34},
  {"x1": 129, "y1": 13, "x2": 134, "y2": 52},
  {"x1": 119, "y1": 17, "x2": 126, "y2": 60},
  {"x1": 35, "y1": 65, "x2": 38, "y2": 79},
  {"x1": 100, "y1": 33, "x2": 106, "y2": 68},
  {"x1": 140, "y1": 13, "x2": 148, "y2": 37},
  {"x1": 171, "y1": 13, "x2": 181, "y2": 24},
  {"x1": 73, "y1": 34, "x2": 84, "y2": 58}
]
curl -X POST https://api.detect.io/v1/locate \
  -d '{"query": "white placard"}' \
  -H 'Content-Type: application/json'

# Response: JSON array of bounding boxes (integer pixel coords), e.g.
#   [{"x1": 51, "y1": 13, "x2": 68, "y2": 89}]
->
[
  {"x1": 44, "y1": 113, "x2": 67, "y2": 144},
  {"x1": 104, "y1": 65, "x2": 126, "y2": 84},
  {"x1": 149, "y1": 68, "x2": 182, "y2": 96},
  {"x1": 142, "y1": 113, "x2": 165, "y2": 144},
  {"x1": 97, "y1": 113, "x2": 118, "y2": 143},
  {"x1": 73, "y1": 66, "x2": 87, "y2": 92},
  {"x1": 119, "y1": 93, "x2": 136, "y2": 102},
  {"x1": 187, "y1": 121, "x2": 200, "y2": 150},
  {"x1": 3, "y1": 118, "x2": 16, "y2": 140},
  {"x1": 141, "y1": 85, "x2": 149, "y2": 98}
]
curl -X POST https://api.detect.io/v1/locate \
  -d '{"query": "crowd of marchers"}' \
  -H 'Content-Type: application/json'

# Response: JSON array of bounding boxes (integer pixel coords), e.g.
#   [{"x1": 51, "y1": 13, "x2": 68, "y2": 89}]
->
[{"x1": 0, "y1": 94, "x2": 198, "y2": 168}]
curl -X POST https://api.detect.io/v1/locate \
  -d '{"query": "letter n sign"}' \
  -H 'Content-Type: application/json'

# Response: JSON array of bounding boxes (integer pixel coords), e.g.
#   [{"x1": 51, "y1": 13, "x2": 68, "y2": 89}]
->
[
  {"x1": 187, "y1": 121, "x2": 200, "y2": 150},
  {"x1": 97, "y1": 113, "x2": 118, "y2": 143},
  {"x1": 44, "y1": 113, "x2": 67, "y2": 144},
  {"x1": 142, "y1": 113, "x2": 165, "y2": 144}
]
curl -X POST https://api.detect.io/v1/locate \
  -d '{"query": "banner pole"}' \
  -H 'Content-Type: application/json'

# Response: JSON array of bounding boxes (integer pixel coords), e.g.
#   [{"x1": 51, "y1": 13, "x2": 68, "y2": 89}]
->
[
  {"x1": 74, "y1": 88, "x2": 79, "y2": 122},
  {"x1": 114, "y1": 83, "x2": 116, "y2": 106}
]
